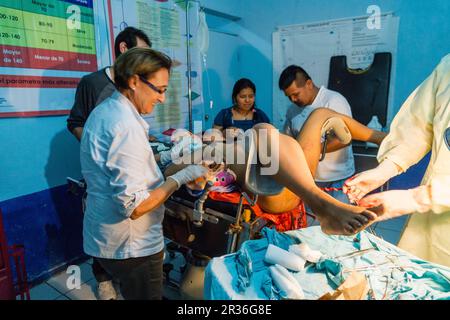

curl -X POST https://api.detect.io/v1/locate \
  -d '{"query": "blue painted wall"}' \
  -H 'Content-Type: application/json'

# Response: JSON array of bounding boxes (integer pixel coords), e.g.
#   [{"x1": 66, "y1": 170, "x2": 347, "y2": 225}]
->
[
  {"x1": 0, "y1": 117, "x2": 86, "y2": 282},
  {"x1": 200, "y1": 0, "x2": 242, "y2": 18},
  {"x1": 0, "y1": 0, "x2": 111, "y2": 282},
  {"x1": 0, "y1": 1, "x2": 111, "y2": 202},
  {"x1": 1, "y1": 185, "x2": 85, "y2": 282},
  {"x1": 0, "y1": 117, "x2": 82, "y2": 202}
]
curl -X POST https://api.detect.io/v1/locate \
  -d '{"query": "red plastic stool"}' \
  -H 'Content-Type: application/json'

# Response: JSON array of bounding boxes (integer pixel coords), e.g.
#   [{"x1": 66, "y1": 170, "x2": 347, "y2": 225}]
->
[
  {"x1": 0, "y1": 209, "x2": 30, "y2": 300},
  {"x1": 8, "y1": 244, "x2": 30, "y2": 300}
]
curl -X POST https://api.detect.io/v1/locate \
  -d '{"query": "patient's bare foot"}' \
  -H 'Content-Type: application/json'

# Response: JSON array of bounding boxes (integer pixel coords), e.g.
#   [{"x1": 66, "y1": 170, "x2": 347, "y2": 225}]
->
[{"x1": 313, "y1": 202, "x2": 378, "y2": 236}]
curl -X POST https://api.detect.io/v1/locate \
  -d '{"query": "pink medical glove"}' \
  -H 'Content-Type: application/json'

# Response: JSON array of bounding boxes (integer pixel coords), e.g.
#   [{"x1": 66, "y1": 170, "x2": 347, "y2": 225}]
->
[
  {"x1": 343, "y1": 159, "x2": 400, "y2": 203},
  {"x1": 358, "y1": 186, "x2": 432, "y2": 221}
]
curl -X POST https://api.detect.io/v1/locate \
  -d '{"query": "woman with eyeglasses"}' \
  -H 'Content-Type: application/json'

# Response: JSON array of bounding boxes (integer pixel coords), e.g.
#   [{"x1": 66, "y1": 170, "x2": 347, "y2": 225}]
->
[{"x1": 80, "y1": 48, "x2": 208, "y2": 300}]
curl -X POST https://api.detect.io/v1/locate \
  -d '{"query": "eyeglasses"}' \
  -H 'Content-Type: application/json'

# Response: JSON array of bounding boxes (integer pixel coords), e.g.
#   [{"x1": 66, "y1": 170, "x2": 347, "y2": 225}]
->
[{"x1": 138, "y1": 75, "x2": 167, "y2": 94}]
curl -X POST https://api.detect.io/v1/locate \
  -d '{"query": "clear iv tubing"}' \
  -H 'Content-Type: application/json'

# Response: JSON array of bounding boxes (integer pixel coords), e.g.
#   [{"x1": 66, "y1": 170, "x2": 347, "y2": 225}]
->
[{"x1": 202, "y1": 54, "x2": 214, "y2": 110}]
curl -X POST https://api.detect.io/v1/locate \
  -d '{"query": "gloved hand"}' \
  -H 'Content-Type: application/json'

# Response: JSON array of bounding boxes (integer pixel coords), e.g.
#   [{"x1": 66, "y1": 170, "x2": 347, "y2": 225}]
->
[
  {"x1": 358, "y1": 186, "x2": 432, "y2": 221},
  {"x1": 159, "y1": 135, "x2": 203, "y2": 166},
  {"x1": 159, "y1": 149, "x2": 173, "y2": 166},
  {"x1": 343, "y1": 159, "x2": 400, "y2": 203},
  {"x1": 321, "y1": 117, "x2": 351, "y2": 145},
  {"x1": 167, "y1": 165, "x2": 208, "y2": 189},
  {"x1": 202, "y1": 128, "x2": 224, "y2": 143}
]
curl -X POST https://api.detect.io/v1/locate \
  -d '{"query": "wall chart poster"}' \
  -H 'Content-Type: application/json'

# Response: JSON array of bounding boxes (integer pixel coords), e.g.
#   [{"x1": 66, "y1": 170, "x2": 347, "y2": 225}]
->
[
  {"x1": 0, "y1": 0, "x2": 98, "y2": 117},
  {"x1": 108, "y1": 0, "x2": 204, "y2": 139}
]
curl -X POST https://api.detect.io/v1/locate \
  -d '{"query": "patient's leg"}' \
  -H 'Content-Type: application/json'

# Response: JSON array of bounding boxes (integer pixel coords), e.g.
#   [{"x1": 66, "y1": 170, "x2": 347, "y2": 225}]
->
[
  {"x1": 163, "y1": 124, "x2": 378, "y2": 235},
  {"x1": 249, "y1": 110, "x2": 387, "y2": 214},
  {"x1": 297, "y1": 108, "x2": 387, "y2": 176},
  {"x1": 248, "y1": 123, "x2": 378, "y2": 235},
  {"x1": 256, "y1": 188, "x2": 301, "y2": 213}
]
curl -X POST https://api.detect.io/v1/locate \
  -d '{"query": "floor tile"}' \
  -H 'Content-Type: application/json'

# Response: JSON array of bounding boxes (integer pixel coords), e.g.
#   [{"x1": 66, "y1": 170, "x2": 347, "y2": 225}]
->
[
  {"x1": 65, "y1": 278, "x2": 97, "y2": 300},
  {"x1": 29, "y1": 282, "x2": 62, "y2": 300},
  {"x1": 46, "y1": 262, "x2": 95, "y2": 294}
]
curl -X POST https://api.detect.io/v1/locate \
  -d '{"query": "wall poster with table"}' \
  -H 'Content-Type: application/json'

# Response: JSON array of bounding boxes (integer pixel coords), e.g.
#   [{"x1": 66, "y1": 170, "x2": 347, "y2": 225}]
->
[
  {"x1": 0, "y1": 0, "x2": 101, "y2": 117},
  {"x1": 0, "y1": 0, "x2": 203, "y2": 137}
]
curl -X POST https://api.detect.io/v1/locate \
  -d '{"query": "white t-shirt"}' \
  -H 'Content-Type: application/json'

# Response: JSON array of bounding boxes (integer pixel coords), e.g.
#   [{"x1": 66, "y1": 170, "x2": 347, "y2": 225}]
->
[{"x1": 283, "y1": 86, "x2": 355, "y2": 182}]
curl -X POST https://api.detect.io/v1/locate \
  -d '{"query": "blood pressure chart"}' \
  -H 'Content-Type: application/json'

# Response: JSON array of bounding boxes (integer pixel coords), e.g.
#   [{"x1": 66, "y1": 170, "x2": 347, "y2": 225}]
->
[{"x1": 0, "y1": 0, "x2": 99, "y2": 117}]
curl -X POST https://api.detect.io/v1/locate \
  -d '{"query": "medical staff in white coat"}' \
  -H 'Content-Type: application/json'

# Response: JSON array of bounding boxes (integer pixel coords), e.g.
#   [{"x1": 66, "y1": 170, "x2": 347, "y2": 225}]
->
[
  {"x1": 81, "y1": 48, "x2": 208, "y2": 299},
  {"x1": 344, "y1": 54, "x2": 450, "y2": 267}
]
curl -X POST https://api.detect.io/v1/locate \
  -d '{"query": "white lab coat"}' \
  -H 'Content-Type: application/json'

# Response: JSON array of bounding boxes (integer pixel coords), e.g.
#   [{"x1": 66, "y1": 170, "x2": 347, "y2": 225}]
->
[{"x1": 377, "y1": 54, "x2": 450, "y2": 267}]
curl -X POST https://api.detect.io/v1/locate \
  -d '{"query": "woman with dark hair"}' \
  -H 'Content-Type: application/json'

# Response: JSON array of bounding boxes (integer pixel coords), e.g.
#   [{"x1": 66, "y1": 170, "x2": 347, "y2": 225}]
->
[
  {"x1": 80, "y1": 47, "x2": 208, "y2": 300},
  {"x1": 213, "y1": 78, "x2": 270, "y2": 135}
]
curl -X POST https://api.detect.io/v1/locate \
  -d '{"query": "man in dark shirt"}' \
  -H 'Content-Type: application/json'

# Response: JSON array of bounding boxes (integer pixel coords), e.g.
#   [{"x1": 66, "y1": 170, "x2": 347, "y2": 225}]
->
[
  {"x1": 67, "y1": 27, "x2": 152, "y2": 141},
  {"x1": 67, "y1": 27, "x2": 152, "y2": 299}
]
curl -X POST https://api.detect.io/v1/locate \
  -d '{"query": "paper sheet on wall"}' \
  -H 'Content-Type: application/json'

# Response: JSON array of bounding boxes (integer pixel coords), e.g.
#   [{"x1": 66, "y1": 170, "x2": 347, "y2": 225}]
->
[
  {"x1": 272, "y1": 13, "x2": 399, "y2": 130},
  {"x1": 108, "y1": 0, "x2": 204, "y2": 140}
]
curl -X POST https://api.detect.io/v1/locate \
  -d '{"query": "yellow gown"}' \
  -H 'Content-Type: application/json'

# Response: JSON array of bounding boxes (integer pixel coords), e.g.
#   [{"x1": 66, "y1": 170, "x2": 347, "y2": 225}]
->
[{"x1": 377, "y1": 54, "x2": 450, "y2": 267}]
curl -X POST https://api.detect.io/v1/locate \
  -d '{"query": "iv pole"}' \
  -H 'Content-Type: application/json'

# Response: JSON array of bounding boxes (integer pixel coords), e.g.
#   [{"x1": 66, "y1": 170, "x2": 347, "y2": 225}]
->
[{"x1": 185, "y1": 0, "x2": 193, "y2": 132}]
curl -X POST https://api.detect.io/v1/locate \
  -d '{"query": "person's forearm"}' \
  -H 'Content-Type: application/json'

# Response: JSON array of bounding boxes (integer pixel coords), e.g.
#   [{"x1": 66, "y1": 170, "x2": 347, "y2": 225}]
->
[
  {"x1": 130, "y1": 178, "x2": 178, "y2": 220},
  {"x1": 163, "y1": 163, "x2": 189, "y2": 177},
  {"x1": 72, "y1": 127, "x2": 84, "y2": 141},
  {"x1": 299, "y1": 183, "x2": 334, "y2": 210}
]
